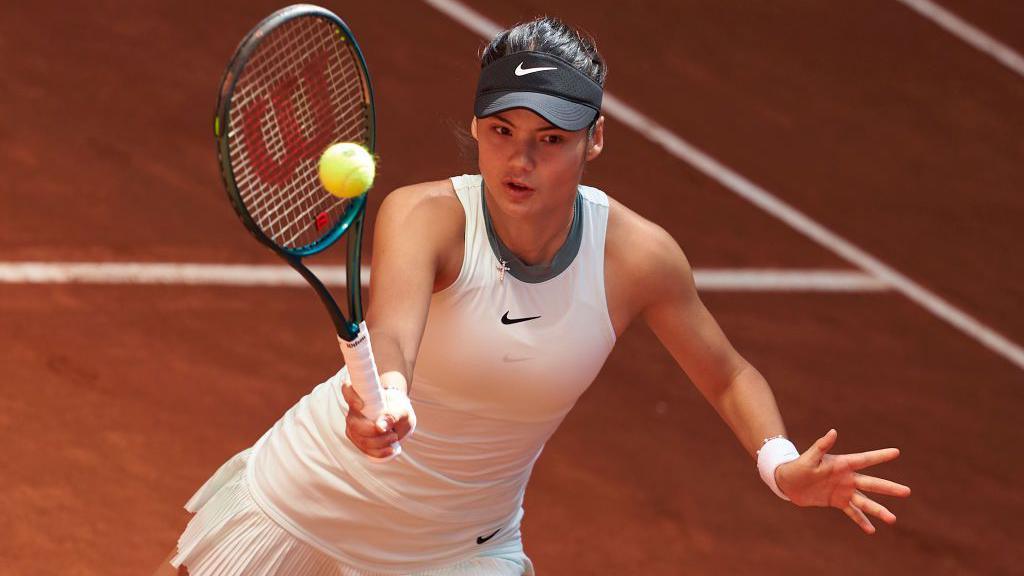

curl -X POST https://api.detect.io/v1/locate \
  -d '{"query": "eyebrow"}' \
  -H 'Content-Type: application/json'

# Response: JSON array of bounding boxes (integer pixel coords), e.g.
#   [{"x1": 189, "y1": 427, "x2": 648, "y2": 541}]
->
[{"x1": 492, "y1": 114, "x2": 562, "y2": 132}]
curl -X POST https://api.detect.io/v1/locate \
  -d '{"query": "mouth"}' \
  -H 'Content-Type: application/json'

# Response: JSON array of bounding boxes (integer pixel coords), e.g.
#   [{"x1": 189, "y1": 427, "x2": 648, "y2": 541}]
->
[{"x1": 502, "y1": 178, "x2": 535, "y2": 198}]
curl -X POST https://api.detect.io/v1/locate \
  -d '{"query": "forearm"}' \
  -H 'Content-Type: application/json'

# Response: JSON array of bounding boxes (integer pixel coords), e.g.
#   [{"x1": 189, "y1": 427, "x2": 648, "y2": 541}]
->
[
  {"x1": 361, "y1": 327, "x2": 414, "y2": 395},
  {"x1": 360, "y1": 183, "x2": 457, "y2": 398},
  {"x1": 706, "y1": 362, "x2": 787, "y2": 458}
]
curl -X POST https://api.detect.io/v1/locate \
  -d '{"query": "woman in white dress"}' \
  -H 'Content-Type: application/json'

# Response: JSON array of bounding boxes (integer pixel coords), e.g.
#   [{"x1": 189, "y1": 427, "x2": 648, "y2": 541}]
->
[{"x1": 155, "y1": 15, "x2": 910, "y2": 576}]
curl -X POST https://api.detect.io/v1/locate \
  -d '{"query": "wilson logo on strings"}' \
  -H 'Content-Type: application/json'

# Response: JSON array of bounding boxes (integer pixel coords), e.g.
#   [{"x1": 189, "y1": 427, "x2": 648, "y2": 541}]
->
[{"x1": 240, "y1": 51, "x2": 336, "y2": 187}]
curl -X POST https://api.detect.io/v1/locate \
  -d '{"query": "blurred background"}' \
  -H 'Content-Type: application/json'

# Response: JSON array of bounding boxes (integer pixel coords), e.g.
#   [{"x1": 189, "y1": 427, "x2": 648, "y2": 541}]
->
[{"x1": 1, "y1": 1, "x2": 1021, "y2": 574}]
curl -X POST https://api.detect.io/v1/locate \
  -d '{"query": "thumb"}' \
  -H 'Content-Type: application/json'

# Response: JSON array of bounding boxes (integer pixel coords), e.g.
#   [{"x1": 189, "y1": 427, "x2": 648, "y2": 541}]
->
[{"x1": 806, "y1": 428, "x2": 837, "y2": 460}]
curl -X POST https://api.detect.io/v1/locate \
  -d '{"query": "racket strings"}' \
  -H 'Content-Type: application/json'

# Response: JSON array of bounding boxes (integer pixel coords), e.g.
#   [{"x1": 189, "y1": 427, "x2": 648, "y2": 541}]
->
[
  {"x1": 241, "y1": 20, "x2": 354, "y2": 244},
  {"x1": 256, "y1": 28, "x2": 339, "y2": 239},
  {"x1": 233, "y1": 30, "x2": 328, "y2": 241},
  {"x1": 228, "y1": 15, "x2": 371, "y2": 251},
  {"x1": 234, "y1": 23, "x2": 325, "y2": 224}
]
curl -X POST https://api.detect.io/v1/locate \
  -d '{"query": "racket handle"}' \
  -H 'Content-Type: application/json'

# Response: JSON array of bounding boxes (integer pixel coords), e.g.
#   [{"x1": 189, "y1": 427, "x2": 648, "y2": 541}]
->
[{"x1": 338, "y1": 321, "x2": 401, "y2": 461}]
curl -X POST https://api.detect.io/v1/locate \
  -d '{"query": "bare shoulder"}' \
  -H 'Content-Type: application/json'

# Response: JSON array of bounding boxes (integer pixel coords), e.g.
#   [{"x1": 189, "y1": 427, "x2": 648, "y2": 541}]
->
[
  {"x1": 376, "y1": 179, "x2": 465, "y2": 243},
  {"x1": 378, "y1": 179, "x2": 462, "y2": 220},
  {"x1": 604, "y1": 196, "x2": 695, "y2": 333},
  {"x1": 605, "y1": 196, "x2": 692, "y2": 282},
  {"x1": 374, "y1": 179, "x2": 465, "y2": 291}
]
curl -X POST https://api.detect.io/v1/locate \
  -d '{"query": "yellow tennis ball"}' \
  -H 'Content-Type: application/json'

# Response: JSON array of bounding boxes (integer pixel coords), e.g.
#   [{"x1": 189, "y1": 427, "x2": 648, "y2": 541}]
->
[{"x1": 318, "y1": 142, "x2": 376, "y2": 198}]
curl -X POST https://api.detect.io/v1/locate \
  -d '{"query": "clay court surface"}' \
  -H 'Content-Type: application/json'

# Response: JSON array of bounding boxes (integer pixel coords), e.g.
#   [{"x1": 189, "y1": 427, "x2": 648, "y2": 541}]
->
[{"x1": 2, "y1": 1, "x2": 1022, "y2": 574}]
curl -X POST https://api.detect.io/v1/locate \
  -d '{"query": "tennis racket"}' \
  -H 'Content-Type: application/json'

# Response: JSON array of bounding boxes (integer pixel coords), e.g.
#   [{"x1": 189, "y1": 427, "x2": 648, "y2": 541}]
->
[{"x1": 214, "y1": 4, "x2": 399, "y2": 459}]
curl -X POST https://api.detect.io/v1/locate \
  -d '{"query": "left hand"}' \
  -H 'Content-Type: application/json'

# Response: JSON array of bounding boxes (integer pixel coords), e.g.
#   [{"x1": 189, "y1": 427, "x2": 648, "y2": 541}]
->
[{"x1": 775, "y1": 429, "x2": 912, "y2": 534}]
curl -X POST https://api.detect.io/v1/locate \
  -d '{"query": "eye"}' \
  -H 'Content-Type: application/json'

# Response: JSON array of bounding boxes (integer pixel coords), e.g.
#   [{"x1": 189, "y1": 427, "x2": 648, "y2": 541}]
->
[
  {"x1": 542, "y1": 134, "x2": 564, "y2": 144},
  {"x1": 492, "y1": 125, "x2": 512, "y2": 136}
]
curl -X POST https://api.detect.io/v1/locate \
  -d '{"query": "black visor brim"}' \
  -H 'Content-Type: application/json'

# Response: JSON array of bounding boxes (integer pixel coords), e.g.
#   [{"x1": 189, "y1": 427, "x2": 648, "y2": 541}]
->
[{"x1": 474, "y1": 91, "x2": 598, "y2": 131}]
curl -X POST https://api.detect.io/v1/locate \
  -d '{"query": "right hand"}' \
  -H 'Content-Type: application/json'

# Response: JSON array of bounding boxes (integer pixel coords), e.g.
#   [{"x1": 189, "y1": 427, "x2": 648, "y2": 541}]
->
[{"x1": 340, "y1": 372, "x2": 415, "y2": 458}]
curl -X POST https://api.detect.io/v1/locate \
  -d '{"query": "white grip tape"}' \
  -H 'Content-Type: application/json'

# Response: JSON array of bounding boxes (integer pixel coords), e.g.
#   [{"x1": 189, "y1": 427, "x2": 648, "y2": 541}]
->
[
  {"x1": 757, "y1": 437, "x2": 800, "y2": 501},
  {"x1": 338, "y1": 322, "x2": 400, "y2": 461},
  {"x1": 339, "y1": 322, "x2": 385, "y2": 421}
]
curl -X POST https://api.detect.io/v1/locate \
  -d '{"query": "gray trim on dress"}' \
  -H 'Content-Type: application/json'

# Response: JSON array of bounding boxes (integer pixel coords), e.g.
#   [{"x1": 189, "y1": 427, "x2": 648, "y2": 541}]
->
[{"x1": 481, "y1": 183, "x2": 584, "y2": 284}]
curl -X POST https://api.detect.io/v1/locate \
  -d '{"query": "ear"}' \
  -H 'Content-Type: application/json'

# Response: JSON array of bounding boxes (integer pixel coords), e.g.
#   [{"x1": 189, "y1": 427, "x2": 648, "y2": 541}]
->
[
  {"x1": 585, "y1": 115, "x2": 605, "y2": 161},
  {"x1": 470, "y1": 117, "x2": 479, "y2": 140}
]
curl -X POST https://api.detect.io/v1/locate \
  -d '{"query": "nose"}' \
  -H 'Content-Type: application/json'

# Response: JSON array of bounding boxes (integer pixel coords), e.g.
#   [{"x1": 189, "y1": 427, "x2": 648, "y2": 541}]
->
[{"x1": 507, "y1": 140, "x2": 536, "y2": 172}]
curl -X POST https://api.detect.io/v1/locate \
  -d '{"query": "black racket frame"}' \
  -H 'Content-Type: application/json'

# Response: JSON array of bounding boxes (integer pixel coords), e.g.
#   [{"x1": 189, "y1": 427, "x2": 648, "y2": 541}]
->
[{"x1": 214, "y1": 4, "x2": 376, "y2": 342}]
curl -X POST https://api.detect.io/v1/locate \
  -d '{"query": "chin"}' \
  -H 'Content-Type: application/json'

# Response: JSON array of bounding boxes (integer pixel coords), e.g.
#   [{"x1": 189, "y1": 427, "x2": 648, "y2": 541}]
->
[{"x1": 490, "y1": 195, "x2": 534, "y2": 223}]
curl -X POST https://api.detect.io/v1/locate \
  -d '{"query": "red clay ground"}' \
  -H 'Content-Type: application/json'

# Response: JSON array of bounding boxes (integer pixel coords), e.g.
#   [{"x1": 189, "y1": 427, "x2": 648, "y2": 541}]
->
[{"x1": 1, "y1": 1, "x2": 1021, "y2": 575}]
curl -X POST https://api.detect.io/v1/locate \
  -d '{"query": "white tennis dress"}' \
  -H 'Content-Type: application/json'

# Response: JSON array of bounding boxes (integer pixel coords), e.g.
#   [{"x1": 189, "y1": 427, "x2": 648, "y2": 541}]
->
[{"x1": 173, "y1": 174, "x2": 616, "y2": 575}]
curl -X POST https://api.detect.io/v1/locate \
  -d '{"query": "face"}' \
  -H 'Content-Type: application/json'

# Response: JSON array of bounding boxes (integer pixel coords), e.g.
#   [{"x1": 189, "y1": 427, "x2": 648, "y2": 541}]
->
[{"x1": 472, "y1": 108, "x2": 604, "y2": 220}]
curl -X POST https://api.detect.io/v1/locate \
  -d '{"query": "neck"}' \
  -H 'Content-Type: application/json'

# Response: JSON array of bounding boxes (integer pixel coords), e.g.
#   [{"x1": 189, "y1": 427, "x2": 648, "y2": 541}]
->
[{"x1": 484, "y1": 186, "x2": 576, "y2": 266}]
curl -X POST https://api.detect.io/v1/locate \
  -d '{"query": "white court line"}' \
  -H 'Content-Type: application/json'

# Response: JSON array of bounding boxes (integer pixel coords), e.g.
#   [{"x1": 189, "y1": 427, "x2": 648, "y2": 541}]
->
[
  {"x1": 421, "y1": 0, "x2": 1024, "y2": 371},
  {"x1": 694, "y1": 270, "x2": 887, "y2": 292},
  {"x1": 895, "y1": 0, "x2": 1024, "y2": 80},
  {"x1": 0, "y1": 262, "x2": 887, "y2": 292},
  {"x1": 0, "y1": 262, "x2": 367, "y2": 288}
]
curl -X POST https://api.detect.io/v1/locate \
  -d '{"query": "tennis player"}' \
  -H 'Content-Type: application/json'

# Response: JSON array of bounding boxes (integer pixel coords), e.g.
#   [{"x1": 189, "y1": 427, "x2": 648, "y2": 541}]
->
[{"x1": 156, "y1": 16, "x2": 911, "y2": 576}]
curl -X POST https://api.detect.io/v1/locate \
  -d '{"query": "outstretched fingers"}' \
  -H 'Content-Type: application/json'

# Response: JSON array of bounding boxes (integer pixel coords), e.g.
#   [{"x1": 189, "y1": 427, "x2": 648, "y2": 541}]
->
[
  {"x1": 844, "y1": 448, "x2": 901, "y2": 471},
  {"x1": 855, "y1": 474, "x2": 912, "y2": 498},
  {"x1": 851, "y1": 491, "x2": 896, "y2": 525},
  {"x1": 843, "y1": 500, "x2": 876, "y2": 534}
]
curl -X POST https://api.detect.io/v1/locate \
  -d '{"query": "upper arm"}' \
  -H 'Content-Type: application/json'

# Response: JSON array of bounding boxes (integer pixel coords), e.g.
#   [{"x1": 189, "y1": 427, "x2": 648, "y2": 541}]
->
[
  {"x1": 364, "y1": 181, "x2": 463, "y2": 374},
  {"x1": 634, "y1": 223, "x2": 749, "y2": 399}
]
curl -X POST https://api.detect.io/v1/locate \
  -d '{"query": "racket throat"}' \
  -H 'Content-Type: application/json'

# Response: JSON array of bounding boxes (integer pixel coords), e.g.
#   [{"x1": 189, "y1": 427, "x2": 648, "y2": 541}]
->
[{"x1": 284, "y1": 255, "x2": 357, "y2": 339}]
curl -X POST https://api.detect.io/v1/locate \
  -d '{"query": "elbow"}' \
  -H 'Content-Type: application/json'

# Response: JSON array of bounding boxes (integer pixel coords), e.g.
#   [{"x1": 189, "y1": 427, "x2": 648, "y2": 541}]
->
[{"x1": 708, "y1": 359, "x2": 757, "y2": 401}]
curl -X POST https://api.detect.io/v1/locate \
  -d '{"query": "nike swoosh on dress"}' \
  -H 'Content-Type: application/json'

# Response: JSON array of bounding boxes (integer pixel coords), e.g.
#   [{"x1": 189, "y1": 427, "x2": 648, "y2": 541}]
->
[
  {"x1": 501, "y1": 311, "x2": 541, "y2": 325},
  {"x1": 476, "y1": 529, "x2": 500, "y2": 544}
]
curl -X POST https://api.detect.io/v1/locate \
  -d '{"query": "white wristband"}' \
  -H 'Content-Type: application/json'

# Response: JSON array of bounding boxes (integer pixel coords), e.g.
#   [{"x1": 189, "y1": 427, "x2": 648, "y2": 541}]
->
[{"x1": 757, "y1": 436, "x2": 800, "y2": 501}]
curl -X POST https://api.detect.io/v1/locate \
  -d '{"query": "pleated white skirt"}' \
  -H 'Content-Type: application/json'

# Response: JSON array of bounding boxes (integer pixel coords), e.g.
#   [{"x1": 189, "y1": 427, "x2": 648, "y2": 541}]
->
[{"x1": 170, "y1": 448, "x2": 533, "y2": 576}]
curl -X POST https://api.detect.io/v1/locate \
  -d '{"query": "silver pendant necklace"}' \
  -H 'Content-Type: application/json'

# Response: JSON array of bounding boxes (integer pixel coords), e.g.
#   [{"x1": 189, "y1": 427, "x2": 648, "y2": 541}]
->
[{"x1": 496, "y1": 201, "x2": 575, "y2": 283}]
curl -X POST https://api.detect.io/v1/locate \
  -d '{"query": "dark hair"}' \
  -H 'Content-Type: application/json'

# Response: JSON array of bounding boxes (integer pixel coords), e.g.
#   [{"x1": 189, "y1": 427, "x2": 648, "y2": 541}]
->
[
  {"x1": 480, "y1": 17, "x2": 607, "y2": 87},
  {"x1": 480, "y1": 16, "x2": 606, "y2": 138}
]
